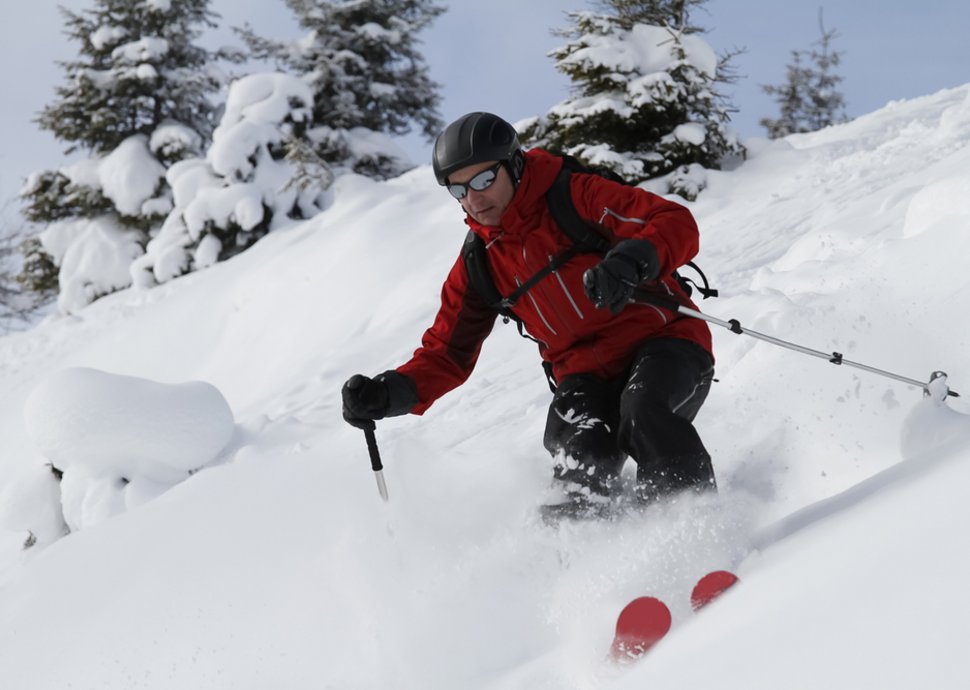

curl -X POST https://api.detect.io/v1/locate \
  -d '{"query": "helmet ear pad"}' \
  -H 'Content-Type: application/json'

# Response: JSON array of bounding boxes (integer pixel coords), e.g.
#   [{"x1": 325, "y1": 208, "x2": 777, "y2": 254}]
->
[{"x1": 505, "y1": 149, "x2": 525, "y2": 186}]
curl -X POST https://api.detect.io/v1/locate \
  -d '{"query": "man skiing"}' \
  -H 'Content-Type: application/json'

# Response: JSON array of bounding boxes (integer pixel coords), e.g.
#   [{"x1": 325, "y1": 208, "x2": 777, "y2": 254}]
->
[{"x1": 342, "y1": 112, "x2": 716, "y2": 519}]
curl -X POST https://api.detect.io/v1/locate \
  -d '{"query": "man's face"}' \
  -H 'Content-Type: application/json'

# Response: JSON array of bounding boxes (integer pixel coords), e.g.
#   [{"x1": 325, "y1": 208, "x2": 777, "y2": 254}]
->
[{"x1": 448, "y1": 160, "x2": 516, "y2": 227}]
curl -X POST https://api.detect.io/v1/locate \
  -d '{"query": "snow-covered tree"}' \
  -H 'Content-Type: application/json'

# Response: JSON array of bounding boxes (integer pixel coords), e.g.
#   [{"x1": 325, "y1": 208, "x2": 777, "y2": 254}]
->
[
  {"x1": 20, "y1": 0, "x2": 226, "y2": 314},
  {"x1": 522, "y1": 0, "x2": 744, "y2": 200},
  {"x1": 133, "y1": 72, "x2": 335, "y2": 287},
  {"x1": 760, "y1": 11, "x2": 847, "y2": 139},
  {"x1": 235, "y1": 0, "x2": 444, "y2": 180},
  {"x1": 1, "y1": 216, "x2": 42, "y2": 332},
  {"x1": 595, "y1": 0, "x2": 707, "y2": 33}
]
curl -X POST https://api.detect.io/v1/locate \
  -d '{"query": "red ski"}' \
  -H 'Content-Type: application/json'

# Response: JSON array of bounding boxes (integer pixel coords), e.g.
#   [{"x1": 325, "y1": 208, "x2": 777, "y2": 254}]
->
[
  {"x1": 690, "y1": 570, "x2": 740, "y2": 611},
  {"x1": 610, "y1": 570, "x2": 739, "y2": 662},
  {"x1": 610, "y1": 596, "x2": 672, "y2": 662}
]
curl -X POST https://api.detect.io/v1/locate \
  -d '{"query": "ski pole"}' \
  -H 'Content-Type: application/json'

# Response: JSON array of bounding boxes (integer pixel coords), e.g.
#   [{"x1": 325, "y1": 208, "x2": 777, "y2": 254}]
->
[
  {"x1": 360, "y1": 422, "x2": 389, "y2": 502},
  {"x1": 632, "y1": 290, "x2": 960, "y2": 399}
]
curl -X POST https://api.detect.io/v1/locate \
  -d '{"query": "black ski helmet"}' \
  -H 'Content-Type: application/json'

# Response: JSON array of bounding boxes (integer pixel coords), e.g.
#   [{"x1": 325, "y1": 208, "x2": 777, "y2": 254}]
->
[{"x1": 432, "y1": 112, "x2": 524, "y2": 186}]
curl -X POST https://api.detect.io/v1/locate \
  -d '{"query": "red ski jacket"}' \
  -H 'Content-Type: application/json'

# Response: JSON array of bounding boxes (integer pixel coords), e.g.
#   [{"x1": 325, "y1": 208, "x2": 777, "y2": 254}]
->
[{"x1": 397, "y1": 148, "x2": 713, "y2": 414}]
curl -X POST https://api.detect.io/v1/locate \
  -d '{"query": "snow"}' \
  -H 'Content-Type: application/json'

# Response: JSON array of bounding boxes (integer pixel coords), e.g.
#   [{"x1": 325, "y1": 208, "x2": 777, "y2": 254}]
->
[
  {"x1": 672, "y1": 122, "x2": 707, "y2": 146},
  {"x1": 183, "y1": 180, "x2": 266, "y2": 234},
  {"x1": 89, "y1": 25, "x2": 126, "y2": 51},
  {"x1": 41, "y1": 134, "x2": 173, "y2": 313},
  {"x1": 134, "y1": 62, "x2": 159, "y2": 81},
  {"x1": 357, "y1": 21, "x2": 402, "y2": 45},
  {"x1": 1, "y1": 84, "x2": 970, "y2": 689},
  {"x1": 149, "y1": 121, "x2": 203, "y2": 161},
  {"x1": 218, "y1": 72, "x2": 313, "y2": 137},
  {"x1": 40, "y1": 215, "x2": 145, "y2": 314},
  {"x1": 137, "y1": 72, "x2": 331, "y2": 287},
  {"x1": 98, "y1": 135, "x2": 167, "y2": 216},
  {"x1": 900, "y1": 377, "x2": 970, "y2": 461},
  {"x1": 24, "y1": 367, "x2": 235, "y2": 531},
  {"x1": 0, "y1": 463, "x2": 66, "y2": 550},
  {"x1": 168, "y1": 159, "x2": 221, "y2": 212},
  {"x1": 111, "y1": 37, "x2": 170, "y2": 64},
  {"x1": 560, "y1": 24, "x2": 717, "y2": 81},
  {"x1": 901, "y1": 175, "x2": 970, "y2": 239},
  {"x1": 339, "y1": 125, "x2": 412, "y2": 165}
]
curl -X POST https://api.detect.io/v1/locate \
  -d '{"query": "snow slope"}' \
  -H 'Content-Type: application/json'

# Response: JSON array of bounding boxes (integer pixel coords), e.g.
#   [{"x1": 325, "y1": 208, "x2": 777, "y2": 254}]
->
[{"x1": 1, "y1": 84, "x2": 970, "y2": 689}]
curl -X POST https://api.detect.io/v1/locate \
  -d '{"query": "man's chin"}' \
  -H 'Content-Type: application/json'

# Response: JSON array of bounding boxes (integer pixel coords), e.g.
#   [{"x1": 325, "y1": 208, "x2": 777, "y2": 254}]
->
[{"x1": 470, "y1": 209, "x2": 499, "y2": 226}]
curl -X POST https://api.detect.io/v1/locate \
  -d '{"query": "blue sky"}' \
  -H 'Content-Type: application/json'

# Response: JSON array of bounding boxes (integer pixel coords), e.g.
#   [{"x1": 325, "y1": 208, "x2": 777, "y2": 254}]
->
[
  {"x1": 1, "y1": 0, "x2": 967, "y2": 213},
  {"x1": 410, "y1": 0, "x2": 969, "y2": 158}
]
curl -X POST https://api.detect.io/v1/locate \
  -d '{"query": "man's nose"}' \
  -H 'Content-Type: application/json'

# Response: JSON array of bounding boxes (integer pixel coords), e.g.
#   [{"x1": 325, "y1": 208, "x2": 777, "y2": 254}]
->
[{"x1": 463, "y1": 187, "x2": 486, "y2": 206}]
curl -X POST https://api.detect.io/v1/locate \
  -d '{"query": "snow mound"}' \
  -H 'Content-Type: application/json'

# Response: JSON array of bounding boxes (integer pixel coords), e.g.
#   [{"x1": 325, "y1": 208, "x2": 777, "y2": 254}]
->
[
  {"x1": 901, "y1": 376, "x2": 970, "y2": 461},
  {"x1": 902, "y1": 174, "x2": 970, "y2": 239},
  {"x1": 23, "y1": 368, "x2": 236, "y2": 530}
]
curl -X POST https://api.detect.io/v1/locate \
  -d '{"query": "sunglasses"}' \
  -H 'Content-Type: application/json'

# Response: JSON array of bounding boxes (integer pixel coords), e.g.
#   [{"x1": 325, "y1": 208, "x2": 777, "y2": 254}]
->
[{"x1": 447, "y1": 161, "x2": 503, "y2": 200}]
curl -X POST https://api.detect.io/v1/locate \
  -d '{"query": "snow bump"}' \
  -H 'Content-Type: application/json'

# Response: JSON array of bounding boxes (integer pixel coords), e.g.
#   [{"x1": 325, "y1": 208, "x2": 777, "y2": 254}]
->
[{"x1": 24, "y1": 367, "x2": 235, "y2": 530}]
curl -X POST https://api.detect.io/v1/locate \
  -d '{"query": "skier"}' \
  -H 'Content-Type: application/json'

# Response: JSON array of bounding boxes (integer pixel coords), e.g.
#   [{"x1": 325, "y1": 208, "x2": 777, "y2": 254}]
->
[{"x1": 342, "y1": 112, "x2": 717, "y2": 518}]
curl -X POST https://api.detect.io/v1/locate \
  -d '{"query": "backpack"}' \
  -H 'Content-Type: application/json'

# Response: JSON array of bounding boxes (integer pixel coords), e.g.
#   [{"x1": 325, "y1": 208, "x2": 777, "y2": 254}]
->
[{"x1": 461, "y1": 155, "x2": 717, "y2": 389}]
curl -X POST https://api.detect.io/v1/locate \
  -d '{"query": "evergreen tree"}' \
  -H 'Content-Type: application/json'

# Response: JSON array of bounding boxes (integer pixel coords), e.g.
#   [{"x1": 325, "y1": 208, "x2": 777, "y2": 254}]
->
[
  {"x1": 522, "y1": 0, "x2": 744, "y2": 200},
  {"x1": 0, "y1": 230, "x2": 23, "y2": 330},
  {"x1": 0, "y1": 195, "x2": 54, "y2": 332},
  {"x1": 15, "y1": 236, "x2": 59, "y2": 302},
  {"x1": 35, "y1": 0, "x2": 222, "y2": 159},
  {"x1": 235, "y1": 0, "x2": 444, "y2": 180},
  {"x1": 20, "y1": 0, "x2": 226, "y2": 313},
  {"x1": 1, "y1": 226, "x2": 41, "y2": 332},
  {"x1": 596, "y1": 0, "x2": 707, "y2": 32},
  {"x1": 760, "y1": 11, "x2": 847, "y2": 138}
]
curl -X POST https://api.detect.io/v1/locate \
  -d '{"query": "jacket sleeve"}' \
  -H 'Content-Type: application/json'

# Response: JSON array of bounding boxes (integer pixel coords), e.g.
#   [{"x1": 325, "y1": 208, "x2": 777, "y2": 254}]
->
[
  {"x1": 395, "y1": 253, "x2": 498, "y2": 415},
  {"x1": 572, "y1": 173, "x2": 700, "y2": 276}
]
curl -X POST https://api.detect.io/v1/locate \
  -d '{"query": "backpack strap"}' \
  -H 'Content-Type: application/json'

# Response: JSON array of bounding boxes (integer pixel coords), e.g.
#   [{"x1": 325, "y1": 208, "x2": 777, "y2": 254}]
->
[
  {"x1": 463, "y1": 229, "x2": 581, "y2": 317},
  {"x1": 493, "y1": 164, "x2": 603, "y2": 309},
  {"x1": 544, "y1": 166, "x2": 611, "y2": 254},
  {"x1": 500, "y1": 246, "x2": 580, "y2": 310},
  {"x1": 462, "y1": 230, "x2": 507, "y2": 314},
  {"x1": 462, "y1": 230, "x2": 558, "y2": 392}
]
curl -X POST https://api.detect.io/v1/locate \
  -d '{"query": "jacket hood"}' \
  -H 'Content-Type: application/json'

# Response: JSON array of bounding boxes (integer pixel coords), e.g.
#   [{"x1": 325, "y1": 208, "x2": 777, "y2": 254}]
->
[{"x1": 465, "y1": 148, "x2": 563, "y2": 242}]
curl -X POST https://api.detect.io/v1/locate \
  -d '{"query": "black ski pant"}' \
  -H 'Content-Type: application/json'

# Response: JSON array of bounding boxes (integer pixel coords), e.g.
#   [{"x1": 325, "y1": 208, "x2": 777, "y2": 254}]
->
[{"x1": 543, "y1": 337, "x2": 716, "y2": 502}]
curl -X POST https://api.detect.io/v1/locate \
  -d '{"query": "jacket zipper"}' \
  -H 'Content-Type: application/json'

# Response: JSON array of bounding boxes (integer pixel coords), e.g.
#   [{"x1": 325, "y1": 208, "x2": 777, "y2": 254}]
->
[
  {"x1": 515, "y1": 275, "x2": 558, "y2": 335},
  {"x1": 599, "y1": 207, "x2": 647, "y2": 225},
  {"x1": 549, "y1": 254, "x2": 585, "y2": 320}
]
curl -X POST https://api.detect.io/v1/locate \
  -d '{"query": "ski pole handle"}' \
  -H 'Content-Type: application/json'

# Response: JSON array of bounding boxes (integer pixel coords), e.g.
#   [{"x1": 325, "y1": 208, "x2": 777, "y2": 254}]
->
[
  {"x1": 362, "y1": 425, "x2": 389, "y2": 502},
  {"x1": 363, "y1": 426, "x2": 382, "y2": 471}
]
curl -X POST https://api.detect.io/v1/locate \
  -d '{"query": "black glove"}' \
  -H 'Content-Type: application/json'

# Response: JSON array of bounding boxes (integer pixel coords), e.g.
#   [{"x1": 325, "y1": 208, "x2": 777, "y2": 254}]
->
[
  {"x1": 583, "y1": 239, "x2": 660, "y2": 314},
  {"x1": 342, "y1": 371, "x2": 419, "y2": 429}
]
